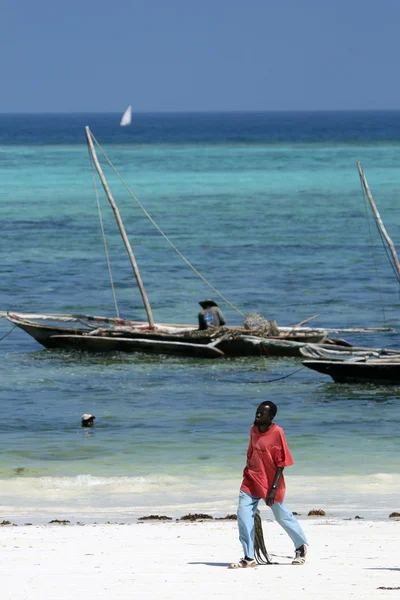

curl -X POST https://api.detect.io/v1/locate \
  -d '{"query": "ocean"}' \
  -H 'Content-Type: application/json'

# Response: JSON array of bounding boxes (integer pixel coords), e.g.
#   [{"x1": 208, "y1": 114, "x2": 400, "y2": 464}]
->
[{"x1": 1, "y1": 111, "x2": 399, "y2": 523}]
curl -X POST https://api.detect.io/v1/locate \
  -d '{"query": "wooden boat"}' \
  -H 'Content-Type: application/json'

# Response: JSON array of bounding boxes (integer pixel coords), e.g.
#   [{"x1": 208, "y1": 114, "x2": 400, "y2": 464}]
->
[
  {"x1": 303, "y1": 358, "x2": 400, "y2": 384},
  {"x1": 2, "y1": 143, "x2": 389, "y2": 359},
  {"x1": 4, "y1": 312, "x2": 333, "y2": 358},
  {"x1": 6, "y1": 310, "x2": 395, "y2": 359}
]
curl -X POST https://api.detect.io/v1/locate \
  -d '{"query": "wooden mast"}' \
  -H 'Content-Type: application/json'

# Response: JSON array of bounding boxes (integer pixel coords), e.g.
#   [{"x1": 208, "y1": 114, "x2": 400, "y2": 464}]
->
[
  {"x1": 85, "y1": 126, "x2": 155, "y2": 328},
  {"x1": 357, "y1": 161, "x2": 400, "y2": 280}
]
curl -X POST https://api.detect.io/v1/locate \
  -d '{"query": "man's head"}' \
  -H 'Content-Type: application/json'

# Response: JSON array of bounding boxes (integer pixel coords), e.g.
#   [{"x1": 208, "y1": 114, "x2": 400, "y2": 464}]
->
[
  {"x1": 81, "y1": 413, "x2": 95, "y2": 427},
  {"x1": 199, "y1": 299, "x2": 218, "y2": 309},
  {"x1": 254, "y1": 401, "x2": 277, "y2": 429}
]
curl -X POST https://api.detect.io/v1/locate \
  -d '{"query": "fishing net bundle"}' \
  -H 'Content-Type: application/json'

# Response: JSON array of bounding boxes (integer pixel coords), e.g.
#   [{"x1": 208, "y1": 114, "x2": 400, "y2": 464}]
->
[
  {"x1": 254, "y1": 511, "x2": 273, "y2": 565},
  {"x1": 243, "y1": 313, "x2": 280, "y2": 337},
  {"x1": 180, "y1": 313, "x2": 280, "y2": 340}
]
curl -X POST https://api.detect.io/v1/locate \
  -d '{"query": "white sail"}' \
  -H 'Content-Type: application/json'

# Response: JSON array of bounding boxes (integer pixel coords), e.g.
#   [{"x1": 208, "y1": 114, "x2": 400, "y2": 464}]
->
[{"x1": 120, "y1": 105, "x2": 132, "y2": 127}]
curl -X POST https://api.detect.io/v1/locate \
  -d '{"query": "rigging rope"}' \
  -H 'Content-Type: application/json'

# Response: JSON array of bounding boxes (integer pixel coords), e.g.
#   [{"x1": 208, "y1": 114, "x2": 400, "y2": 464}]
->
[
  {"x1": 257, "y1": 365, "x2": 306, "y2": 382},
  {"x1": 87, "y1": 143, "x2": 120, "y2": 317},
  {"x1": 359, "y1": 175, "x2": 387, "y2": 327},
  {"x1": 0, "y1": 324, "x2": 17, "y2": 342},
  {"x1": 218, "y1": 365, "x2": 306, "y2": 383},
  {"x1": 89, "y1": 131, "x2": 245, "y2": 318}
]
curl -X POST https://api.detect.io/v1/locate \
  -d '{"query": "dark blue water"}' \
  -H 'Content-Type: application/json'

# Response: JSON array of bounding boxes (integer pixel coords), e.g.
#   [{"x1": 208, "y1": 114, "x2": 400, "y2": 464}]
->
[{"x1": 1, "y1": 110, "x2": 400, "y2": 145}]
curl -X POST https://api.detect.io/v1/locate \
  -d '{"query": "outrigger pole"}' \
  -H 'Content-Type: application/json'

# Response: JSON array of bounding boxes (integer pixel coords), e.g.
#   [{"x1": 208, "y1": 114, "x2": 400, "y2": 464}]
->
[
  {"x1": 357, "y1": 161, "x2": 400, "y2": 281},
  {"x1": 85, "y1": 126, "x2": 155, "y2": 328}
]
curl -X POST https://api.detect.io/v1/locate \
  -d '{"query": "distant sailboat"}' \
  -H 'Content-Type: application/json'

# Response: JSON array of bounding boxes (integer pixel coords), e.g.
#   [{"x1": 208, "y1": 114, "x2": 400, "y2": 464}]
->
[{"x1": 120, "y1": 105, "x2": 132, "y2": 127}]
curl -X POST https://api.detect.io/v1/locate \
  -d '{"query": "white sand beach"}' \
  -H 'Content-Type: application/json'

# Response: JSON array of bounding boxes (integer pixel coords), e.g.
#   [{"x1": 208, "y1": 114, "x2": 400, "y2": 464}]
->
[{"x1": 1, "y1": 518, "x2": 398, "y2": 600}]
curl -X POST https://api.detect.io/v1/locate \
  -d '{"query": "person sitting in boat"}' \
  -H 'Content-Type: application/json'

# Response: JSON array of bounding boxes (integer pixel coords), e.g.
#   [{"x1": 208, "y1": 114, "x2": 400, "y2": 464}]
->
[
  {"x1": 198, "y1": 299, "x2": 226, "y2": 330},
  {"x1": 81, "y1": 413, "x2": 96, "y2": 428}
]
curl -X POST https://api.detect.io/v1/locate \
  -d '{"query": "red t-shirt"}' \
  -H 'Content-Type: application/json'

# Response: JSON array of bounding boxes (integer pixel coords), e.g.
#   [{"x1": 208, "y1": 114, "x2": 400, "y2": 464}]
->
[{"x1": 240, "y1": 423, "x2": 294, "y2": 502}]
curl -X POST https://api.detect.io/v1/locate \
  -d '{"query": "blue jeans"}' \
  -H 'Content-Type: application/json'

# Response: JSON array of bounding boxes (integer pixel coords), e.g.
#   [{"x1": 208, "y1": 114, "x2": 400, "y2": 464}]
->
[{"x1": 237, "y1": 490, "x2": 308, "y2": 559}]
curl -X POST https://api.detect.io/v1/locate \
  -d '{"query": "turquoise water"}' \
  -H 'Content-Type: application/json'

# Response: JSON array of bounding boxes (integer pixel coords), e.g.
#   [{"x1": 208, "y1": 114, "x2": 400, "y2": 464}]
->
[{"x1": 1, "y1": 112, "x2": 400, "y2": 522}]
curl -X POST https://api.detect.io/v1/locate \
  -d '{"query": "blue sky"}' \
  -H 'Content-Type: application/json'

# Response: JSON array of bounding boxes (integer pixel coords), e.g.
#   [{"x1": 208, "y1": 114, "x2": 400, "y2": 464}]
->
[{"x1": 1, "y1": 0, "x2": 399, "y2": 112}]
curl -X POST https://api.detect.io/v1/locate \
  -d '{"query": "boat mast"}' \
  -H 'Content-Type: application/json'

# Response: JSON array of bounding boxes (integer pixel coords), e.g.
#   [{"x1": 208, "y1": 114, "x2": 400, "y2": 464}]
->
[
  {"x1": 357, "y1": 161, "x2": 400, "y2": 280},
  {"x1": 85, "y1": 126, "x2": 155, "y2": 328}
]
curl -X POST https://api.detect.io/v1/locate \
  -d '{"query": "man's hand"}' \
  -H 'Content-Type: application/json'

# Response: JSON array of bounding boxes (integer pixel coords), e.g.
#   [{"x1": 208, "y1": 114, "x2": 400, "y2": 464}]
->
[{"x1": 265, "y1": 488, "x2": 277, "y2": 506}]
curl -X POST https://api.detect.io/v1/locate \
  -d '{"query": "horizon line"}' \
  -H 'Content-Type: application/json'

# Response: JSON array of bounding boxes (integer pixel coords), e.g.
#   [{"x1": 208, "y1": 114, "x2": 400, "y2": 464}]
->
[{"x1": 1, "y1": 108, "x2": 400, "y2": 116}]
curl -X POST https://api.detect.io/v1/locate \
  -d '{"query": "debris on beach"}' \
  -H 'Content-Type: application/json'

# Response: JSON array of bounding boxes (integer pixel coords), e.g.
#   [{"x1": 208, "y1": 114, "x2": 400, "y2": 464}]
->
[
  {"x1": 138, "y1": 515, "x2": 172, "y2": 521},
  {"x1": 377, "y1": 587, "x2": 400, "y2": 590},
  {"x1": 307, "y1": 509, "x2": 326, "y2": 516},
  {"x1": 389, "y1": 512, "x2": 400, "y2": 518},
  {"x1": 49, "y1": 519, "x2": 70, "y2": 525},
  {"x1": 0, "y1": 520, "x2": 15, "y2": 526},
  {"x1": 179, "y1": 513, "x2": 213, "y2": 521},
  {"x1": 215, "y1": 514, "x2": 237, "y2": 520}
]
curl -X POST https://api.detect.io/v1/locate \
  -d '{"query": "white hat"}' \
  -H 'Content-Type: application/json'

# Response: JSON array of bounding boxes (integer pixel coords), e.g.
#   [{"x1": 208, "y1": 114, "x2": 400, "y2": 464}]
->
[{"x1": 82, "y1": 414, "x2": 95, "y2": 421}]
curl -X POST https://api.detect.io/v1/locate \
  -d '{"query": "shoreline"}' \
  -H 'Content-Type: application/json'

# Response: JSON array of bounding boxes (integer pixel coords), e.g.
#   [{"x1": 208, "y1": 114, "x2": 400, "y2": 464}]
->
[
  {"x1": 1, "y1": 471, "x2": 399, "y2": 525},
  {"x1": 1, "y1": 519, "x2": 399, "y2": 600},
  {"x1": 1, "y1": 503, "x2": 399, "y2": 526},
  {"x1": 1, "y1": 515, "x2": 400, "y2": 527}
]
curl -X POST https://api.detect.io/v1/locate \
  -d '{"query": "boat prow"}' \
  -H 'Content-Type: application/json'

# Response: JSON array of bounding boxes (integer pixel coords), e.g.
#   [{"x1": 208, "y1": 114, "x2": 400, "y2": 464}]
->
[{"x1": 303, "y1": 358, "x2": 400, "y2": 384}]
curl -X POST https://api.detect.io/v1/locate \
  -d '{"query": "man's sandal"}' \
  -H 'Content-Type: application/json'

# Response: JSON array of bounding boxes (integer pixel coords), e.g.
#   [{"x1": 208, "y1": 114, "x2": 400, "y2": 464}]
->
[
  {"x1": 228, "y1": 558, "x2": 257, "y2": 569},
  {"x1": 292, "y1": 544, "x2": 307, "y2": 565}
]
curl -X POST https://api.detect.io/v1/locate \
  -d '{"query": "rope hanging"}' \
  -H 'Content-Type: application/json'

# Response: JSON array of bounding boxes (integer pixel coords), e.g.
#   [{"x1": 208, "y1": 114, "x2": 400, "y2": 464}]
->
[
  {"x1": 89, "y1": 132, "x2": 245, "y2": 318},
  {"x1": 0, "y1": 323, "x2": 17, "y2": 342},
  {"x1": 87, "y1": 143, "x2": 120, "y2": 317}
]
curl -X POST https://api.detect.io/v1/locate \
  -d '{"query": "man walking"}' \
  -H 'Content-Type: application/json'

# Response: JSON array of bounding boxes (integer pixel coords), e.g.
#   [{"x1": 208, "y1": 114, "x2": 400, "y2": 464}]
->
[{"x1": 229, "y1": 401, "x2": 308, "y2": 568}]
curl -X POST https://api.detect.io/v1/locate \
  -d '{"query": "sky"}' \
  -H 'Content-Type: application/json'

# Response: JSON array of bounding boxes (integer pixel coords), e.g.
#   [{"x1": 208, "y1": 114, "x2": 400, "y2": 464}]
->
[{"x1": 1, "y1": 0, "x2": 400, "y2": 113}]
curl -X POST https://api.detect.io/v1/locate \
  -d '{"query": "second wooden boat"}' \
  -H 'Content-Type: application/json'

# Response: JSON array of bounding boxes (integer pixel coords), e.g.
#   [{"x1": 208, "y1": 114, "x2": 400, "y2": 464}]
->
[{"x1": 303, "y1": 357, "x2": 400, "y2": 384}]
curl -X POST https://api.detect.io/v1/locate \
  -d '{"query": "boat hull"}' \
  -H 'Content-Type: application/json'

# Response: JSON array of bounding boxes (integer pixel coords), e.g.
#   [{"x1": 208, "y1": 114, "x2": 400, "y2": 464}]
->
[
  {"x1": 49, "y1": 335, "x2": 224, "y2": 358},
  {"x1": 7, "y1": 318, "x2": 223, "y2": 358},
  {"x1": 12, "y1": 320, "x2": 214, "y2": 347},
  {"x1": 303, "y1": 360, "x2": 400, "y2": 384},
  {"x1": 8, "y1": 316, "x2": 331, "y2": 358},
  {"x1": 7, "y1": 314, "x2": 365, "y2": 359}
]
